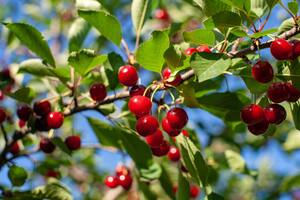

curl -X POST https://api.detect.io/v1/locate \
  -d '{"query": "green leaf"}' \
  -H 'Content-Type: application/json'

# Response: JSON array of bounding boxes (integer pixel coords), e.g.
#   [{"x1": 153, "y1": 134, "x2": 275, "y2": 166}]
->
[
  {"x1": 277, "y1": 18, "x2": 300, "y2": 37},
  {"x1": 139, "y1": 181, "x2": 158, "y2": 200},
  {"x1": 281, "y1": 174, "x2": 300, "y2": 192},
  {"x1": 251, "y1": 0, "x2": 268, "y2": 18},
  {"x1": 51, "y1": 137, "x2": 72, "y2": 155},
  {"x1": 225, "y1": 150, "x2": 246, "y2": 173},
  {"x1": 68, "y1": 49, "x2": 107, "y2": 76},
  {"x1": 103, "y1": 52, "x2": 124, "y2": 89},
  {"x1": 212, "y1": 11, "x2": 242, "y2": 29},
  {"x1": 288, "y1": 1, "x2": 299, "y2": 16},
  {"x1": 68, "y1": 18, "x2": 91, "y2": 52},
  {"x1": 140, "y1": 162, "x2": 162, "y2": 180},
  {"x1": 208, "y1": 192, "x2": 225, "y2": 200},
  {"x1": 3, "y1": 22, "x2": 55, "y2": 67},
  {"x1": 131, "y1": 0, "x2": 152, "y2": 34},
  {"x1": 75, "y1": 0, "x2": 102, "y2": 11},
  {"x1": 291, "y1": 102, "x2": 300, "y2": 130},
  {"x1": 8, "y1": 165, "x2": 28, "y2": 187},
  {"x1": 177, "y1": 170, "x2": 190, "y2": 200},
  {"x1": 136, "y1": 31, "x2": 169, "y2": 73},
  {"x1": 7, "y1": 87, "x2": 36, "y2": 104},
  {"x1": 266, "y1": 0, "x2": 280, "y2": 9},
  {"x1": 159, "y1": 165, "x2": 176, "y2": 200},
  {"x1": 250, "y1": 28, "x2": 277, "y2": 38},
  {"x1": 183, "y1": 29, "x2": 215, "y2": 45},
  {"x1": 164, "y1": 45, "x2": 187, "y2": 68},
  {"x1": 78, "y1": 10, "x2": 122, "y2": 45},
  {"x1": 191, "y1": 53, "x2": 231, "y2": 83},
  {"x1": 194, "y1": 0, "x2": 231, "y2": 17},
  {"x1": 283, "y1": 130, "x2": 300, "y2": 152}
]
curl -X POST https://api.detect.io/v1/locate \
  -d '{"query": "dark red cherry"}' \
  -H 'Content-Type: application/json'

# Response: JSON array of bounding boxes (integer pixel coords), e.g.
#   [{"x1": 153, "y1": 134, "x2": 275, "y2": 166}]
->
[
  {"x1": 285, "y1": 82, "x2": 300, "y2": 102},
  {"x1": 65, "y1": 135, "x2": 81, "y2": 151},
  {"x1": 35, "y1": 117, "x2": 50, "y2": 132},
  {"x1": 128, "y1": 95, "x2": 152, "y2": 117},
  {"x1": 10, "y1": 142, "x2": 20, "y2": 155},
  {"x1": 39, "y1": 138, "x2": 56, "y2": 154},
  {"x1": 0, "y1": 90, "x2": 4, "y2": 101},
  {"x1": 154, "y1": 8, "x2": 170, "y2": 20},
  {"x1": 115, "y1": 165, "x2": 130, "y2": 176},
  {"x1": 166, "y1": 108, "x2": 188, "y2": 129},
  {"x1": 0, "y1": 108, "x2": 6, "y2": 124},
  {"x1": 104, "y1": 176, "x2": 119, "y2": 188},
  {"x1": 136, "y1": 115, "x2": 159, "y2": 137},
  {"x1": 89, "y1": 83, "x2": 107, "y2": 102},
  {"x1": 264, "y1": 104, "x2": 286, "y2": 124},
  {"x1": 267, "y1": 82, "x2": 290, "y2": 103},
  {"x1": 118, "y1": 65, "x2": 138, "y2": 87},
  {"x1": 145, "y1": 129, "x2": 164, "y2": 147},
  {"x1": 185, "y1": 48, "x2": 197, "y2": 56},
  {"x1": 240, "y1": 104, "x2": 265, "y2": 125},
  {"x1": 167, "y1": 146, "x2": 180, "y2": 162},
  {"x1": 247, "y1": 120, "x2": 269, "y2": 135},
  {"x1": 129, "y1": 85, "x2": 150, "y2": 97},
  {"x1": 251, "y1": 60, "x2": 274, "y2": 83},
  {"x1": 45, "y1": 170, "x2": 60, "y2": 178},
  {"x1": 34, "y1": 100, "x2": 51, "y2": 116},
  {"x1": 151, "y1": 140, "x2": 170, "y2": 157},
  {"x1": 162, "y1": 117, "x2": 181, "y2": 137},
  {"x1": 47, "y1": 112, "x2": 64, "y2": 129},
  {"x1": 290, "y1": 40, "x2": 300, "y2": 59},
  {"x1": 17, "y1": 105, "x2": 32, "y2": 121},
  {"x1": 118, "y1": 174, "x2": 133, "y2": 190},
  {"x1": 196, "y1": 45, "x2": 211, "y2": 53},
  {"x1": 270, "y1": 38, "x2": 293, "y2": 60},
  {"x1": 18, "y1": 120, "x2": 26, "y2": 128},
  {"x1": 190, "y1": 185, "x2": 200, "y2": 198}
]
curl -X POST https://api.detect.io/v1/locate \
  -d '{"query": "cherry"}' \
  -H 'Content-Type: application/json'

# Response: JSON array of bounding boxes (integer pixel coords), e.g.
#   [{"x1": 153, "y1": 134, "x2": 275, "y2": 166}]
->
[
  {"x1": 264, "y1": 104, "x2": 286, "y2": 124},
  {"x1": 270, "y1": 38, "x2": 293, "y2": 60},
  {"x1": 166, "y1": 108, "x2": 188, "y2": 129},
  {"x1": 154, "y1": 8, "x2": 170, "y2": 21},
  {"x1": 0, "y1": 90, "x2": 4, "y2": 101},
  {"x1": 185, "y1": 47, "x2": 197, "y2": 56},
  {"x1": 162, "y1": 117, "x2": 181, "y2": 137},
  {"x1": 39, "y1": 138, "x2": 56, "y2": 154},
  {"x1": 35, "y1": 117, "x2": 50, "y2": 132},
  {"x1": 65, "y1": 135, "x2": 81, "y2": 151},
  {"x1": 290, "y1": 40, "x2": 300, "y2": 59},
  {"x1": 17, "y1": 105, "x2": 32, "y2": 121},
  {"x1": 173, "y1": 185, "x2": 178, "y2": 194},
  {"x1": 89, "y1": 83, "x2": 107, "y2": 101},
  {"x1": 104, "y1": 176, "x2": 119, "y2": 188},
  {"x1": 240, "y1": 104, "x2": 265, "y2": 125},
  {"x1": 18, "y1": 120, "x2": 26, "y2": 128},
  {"x1": 190, "y1": 185, "x2": 200, "y2": 198},
  {"x1": 247, "y1": 120, "x2": 269, "y2": 135},
  {"x1": 34, "y1": 100, "x2": 51, "y2": 116},
  {"x1": 136, "y1": 115, "x2": 159, "y2": 137},
  {"x1": 118, "y1": 174, "x2": 133, "y2": 190},
  {"x1": 129, "y1": 85, "x2": 147, "y2": 97},
  {"x1": 197, "y1": 45, "x2": 211, "y2": 53},
  {"x1": 267, "y1": 82, "x2": 290, "y2": 103},
  {"x1": 162, "y1": 68, "x2": 183, "y2": 87},
  {"x1": 151, "y1": 140, "x2": 170, "y2": 157},
  {"x1": 0, "y1": 108, "x2": 6, "y2": 124},
  {"x1": 162, "y1": 68, "x2": 172, "y2": 79},
  {"x1": 128, "y1": 95, "x2": 152, "y2": 117},
  {"x1": 251, "y1": 60, "x2": 274, "y2": 83},
  {"x1": 10, "y1": 142, "x2": 20, "y2": 155},
  {"x1": 1, "y1": 68, "x2": 11, "y2": 80},
  {"x1": 182, "y1": 130, "x2": 189, "y2": 137},
  {"x1": 45, "y1": 170, "x2": 60, "y2": 178},
  {"x1": 118, "y1": 65, "x2": 138, "y2": 87},
  {"x1": 115, "y1": 165, "x2": 130, "y2": 176},
  {"x1": 47, "y1": 111, "x2": 64, "y2": 129},
  {"x1": 167, "y1": 146, "x2": 180, "y2": 162},
  {"x1": 285, "y1": 82, "x2": 300, "y2": 102},
  {"x1": 145, "y1": 129, "x2": 164, "y2": 147}
]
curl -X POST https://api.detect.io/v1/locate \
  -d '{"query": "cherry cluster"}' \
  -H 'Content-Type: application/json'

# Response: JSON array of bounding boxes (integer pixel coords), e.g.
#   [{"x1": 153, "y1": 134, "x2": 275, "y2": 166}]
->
[
  {"x1": 39, "y1": 135, "x2": 81, "y2": 154},
  {"x1": 184, "y1": 45, "x2": 212, "y2": 56},
  {"x1": 270, "y1": 38, "x2": 300, "y2": 60},
  {"x1": 104, "y1": 165, "x2": 133, "y2": 190}
]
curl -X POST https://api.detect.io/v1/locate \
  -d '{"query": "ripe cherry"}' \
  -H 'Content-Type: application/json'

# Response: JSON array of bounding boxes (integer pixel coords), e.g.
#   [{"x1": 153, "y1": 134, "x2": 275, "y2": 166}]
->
[
  {"x1": 162, "y1": 68, "x2": 172, "y2": 79},
  {"x1": 10, "y1": 142, "x2": 20, "y2": 155},
  {"x1": 47, "y1": 111, "x2": 64, "y2": 129},
  {"x1": 17, "y1": 105, "x2": 32, "y2": 121},
  {"x1": 285, "y1": 82, "x2": 300, "y2": 102},
  {"x1": 145, "y1": 129, "x2": 164, "y2": 147},
  {"x1": 154, "y1": 8, "x2": 170, "y2": 21},
  {"x1": 162, "y1": 117, "x2": 181, "y2": 137},
  {"x1": 151, "y1": 140, "x2": 170, "y2": 157},
  {"x1": 168, "y1": 146, "x2": 180, "y2": 162},
  {"x1": 65, "y1": 135, "x2": 81, "y2": 151},
  {"x1": 39, "y1": 138, "x2": 56, "y2": 154},
  {"x1": 290, "y1": 40, "x2": 300, "y2": 59},
  {"x1": 162, "y1": 68, "x2": 183, "y2": 87},
  {"x1": 89, "y1": 83, "x2": 107, "y2": 101},
  {"x1": 182, "y1": 130, "x2": 189, "y2": 137},
  {"x1": 166, "y1": 108, "x2": 188, "y2": 129},
  {"x1": 264, "y1": 104, "x2": 286, "y2": 124},
  {"x1": 45, "y1": 170, "x2": 60, "y2": 178},
  {"x1": 118, "y1": 174, "x2": 133, "y2": 190},
  {"x1": 173, "y1": 185, "x2": 178, "y2": 194},
  {"x1": 35, "y1": 117, "x2": 50, "y2": 132},
  {"x1": 0, "y1": 90, "x2": 4, "y2": 101},
  {"x1": 267, "y1": 82, "x2": 290, "y2": 103},
  {"x1": 34, "y1": 100, "x2": 51, "y2": 116},
  {"x1": 18, "y1": 120, "x2": 26, "y2": 128},
  {"x1": 197, "y1": 45, "x2": 211, "y2": 53},
  {"x1": 251, "y1": 60, "x2": 274, "y2": 83},
  {"x1": 240, "y1": 104, "x2": 265, "y2": 125},
  {"x1": 0, "y1": 108, "x2": 6, "y2": 124},
  {"x1": 118, "y1": 65, "x2": 138, "y2": 87},
  {"x1": 129, "y1": 85, "x2": 146, "y2": 97},
  {"x1": 105, "y1": 176, "x2": 119, "y2": 188},
  {"x1": 190, "y1": 185, "x2": 200, "y2": 198},
  {"x1": 136, "y1": 115, "x2": 159, "y2": 137},
  {"x1": 185, "y1": 47, "x2": 197, "y2": 56},
  {"x1": 128, "y1": 95, "x2": 152, "y2": 117},
  {"x1": 270, "y1": 38, "x2": 293, "y2": 60},
  {"x1": 247, "y1": 120, "x2": 269, "y2": 135},
  {"x1": 115, "y1": 165, "x2": 130, "y2": 176}
]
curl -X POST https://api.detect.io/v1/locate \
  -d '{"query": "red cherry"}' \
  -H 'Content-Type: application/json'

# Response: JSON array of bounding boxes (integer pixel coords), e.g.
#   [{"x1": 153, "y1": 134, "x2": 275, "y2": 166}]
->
[
  {"x1": 290, "y1": 40, "x2": 300, "y2": 59},
  {"x1": 115, "y1": 165, "x2": 130, "y2": 176},
  {"x1": 104, "y1": 176, "x2": 119, "y2": 188},
  {"x1": 89, "y1": 83, "x2": 107, "y2": 101},
  {"x1": 136, "y1": 115, "x2": 159, "y2": 137},
  {"x1": 247, "y1": 120, "x2": 269, "y2": 135},
  {"x1": 285, "y1": 82, "x2": 300, "y2": 102},
  {"x1": 18, "y1": 120, "x2": 26, "y2": 128},
  {"x1": 118, "y1": 65, "x2": 138, "y2": 87},
  {"x1": 129, "y1": 85, "x2": 146, "y2": 97},
  {"x1": 65, "y1": 135, "x2": 81, "y2": 151},
  {"x1": 0, "y1": 108, "x2": 6, "y2": 124},
  {"x1": 267, "y1": 82, "x2": 290, "y2": 103},
  {"x1": 185, "y1": 48, "x2": 197, "y2": 56},
  {"x1": 196, "y1": 45, "x2": 211, "y2": 53},
  {"x1": 128, "y1": 95, "x2": 152, "y2": 117},
  {"x1": 39, "y1": 138, "x2": 56, "y2": 154},
  {"x1": 0, "y1": 90, "x2": 4, "y2": 101},
  {"x1": 34, "y1": 100, "x2": 51, "y2": 116},
  {"x1": 264, "y1": 104, "x2": 286, "y2": 124},
  {"x1": 162, "y1": 117, "x2": 181, "y2": 137},
  {"x1": 173, "y1": 185, "x2": 178, "y2": 194},
  {"x1": 270, "y1": 38, "x2": 293, "y2": 60},
  {"x1": 154, "y1": 8, "x2": 170, "y2": 20},
  {"x1": 17, "y1": 105, "x2": 32, "y2": 121},
  {"x1": 35, "y1": 117, "x2": 50, "y2": 132},
  {"x1": 1, "y1": 68, "x2": 11, "y2": 80},
  {"x1": 166, "y1": 74, "x2": 183, "y2": 87},
  {"x1": 47, "y1": 112, "x2": 64, "y2": 129},
  {"x1": 182, "y1": 130, "x2": 189, "y2": 137},
  {"x1": 168, "y1": 146, "x2": 180, "y2": 162},
  {"x1": 151, "y1": 140, "x2": 170, "y2": 157},
  {"x1": 240, "y1": 104, "x2": 265, "y2": 125},
  {"x1": 251, "y1": 60, "x2": 274, "y2": 83},
  {"x1": 190, "y1": 185, "x2": 200, "y2": 198},
  {"x1": 162, "y1": 68, "x2": 183, "y2": 87},
  {"x1": 45, "y1": 170, "x2": 60, "y2": 178},
  {"x1": 10, "y1": 142, "x2": 20, "y2": 155},
  {"x1": 166, "y1": 108, "x2": 188, "y2": 129},
  {"x1": 162, "y1": 68, "x2": 172, "y2": 79},
  {"x1": 145, "y1": 129, "x2": 164, "y2": 147},
  {"x1": 118, "y1": 174, "x2": 133, "y2": 190}
]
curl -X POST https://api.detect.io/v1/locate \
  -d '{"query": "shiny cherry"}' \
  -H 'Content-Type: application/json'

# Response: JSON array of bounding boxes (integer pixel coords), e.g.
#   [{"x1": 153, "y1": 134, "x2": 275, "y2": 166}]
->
[
  {"x1": 185, "y1": 47, "x2": 197, "y2": 56},
  {"x1": 290, "y1": 40, "x2": 300, "y2": 59},
  {"x1": 181, "y1": 130, "x2": 189, "y2": 137},
  {"x1": 118, "y1": 174, "x2": 133, "y2": 190},
  {"x1": 166, "y1": 108, "x2": 188, "y2": 129},
  {"x1": 65, "y1": 135, "x2": 81, "y2": 151},
  {"x1": 34, "y1": 100, "x2": 51, "y2": 116},
  {"x1": 270, "y1": 38, "x2": 293, "y2": 60},
  {"x1": 267, "y1": 82, "x2": 290, "y2": 103},
  {"x1": 118, "y1": 65, "x2": 138, "y2": 87},
  {"x1": 196, "y1": 45, "x2": 211, "y2": 53},
  {"x1": 39, "y1": 138, "x2": 56, "y2": 154},
  {"x1": 264, "y1": 104, "x2": 286, "y2": 124},
  {"x1": 154, "y1": 8, "x2": 170, "y2": 20},
  {"x1": 145, "y1": 129, "x2": 164, "y2": 147},
  {"x1": 129, "y1": 85, "x2": 146, "y2": 97},
  {"x1": 136, "y1": 115, "x2": 159, "y2": 137},
  {"x1": 47, "y1": 111, "x2": 64, "y2": 129},
  {"x1": 89, "y1": 83, "x2": 107, "y2": 102},
  {"x1": 151, "y1": 140, "x2": 170, "y2": 157},
  {"x1": 251, "y1": 60, "x2": 274, "y2": 83},
  {"x1": 128, "y1": 95, "x2": 152, "y2": 117},
  {"x1": 105, "y1": 176, "x2": 119, "y2": 188},
  {"x1": 240, "y1": 104, "x2": 265, "y2": 125},
  {"x1": 162, "y1": 68, "x2": 183, "y2": 86},
  {"x1": 285, "y1": 82, "x2": 300, "y2": 102},
  {"x1": 17, "y1": 105, "x2": 32, "y2": 121},
  {"x1": 167, "y1": 146, "x2": 180, "y2": 162},
  {"x1": 247, "y1": 120, "x2": 269, "y2": 135},
  {"x1": 190, "y1": 185, "x2": 200, "y2": 198},
  {"x1": 162, "y1": 117, "x2": 181, "y2": 137},
  {"x1": 115, "y1": 165, "x2": 130, "y2": 176}
]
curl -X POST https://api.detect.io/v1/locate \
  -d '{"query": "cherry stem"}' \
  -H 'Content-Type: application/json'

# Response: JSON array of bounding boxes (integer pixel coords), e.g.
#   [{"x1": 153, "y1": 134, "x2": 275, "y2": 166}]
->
[{"x1": 151, "y1": 85, "x2": 160, "y2": 102}]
